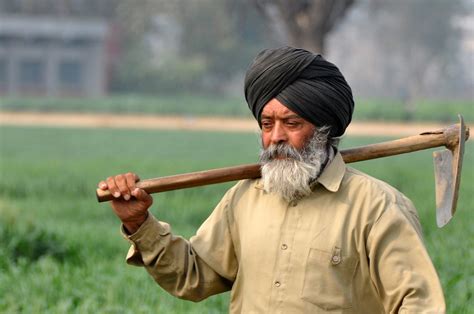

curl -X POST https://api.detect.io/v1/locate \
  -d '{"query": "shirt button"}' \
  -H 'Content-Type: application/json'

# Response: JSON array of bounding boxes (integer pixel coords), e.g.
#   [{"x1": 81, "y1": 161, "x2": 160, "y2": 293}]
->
[
  {"x1": 332, "y1": 255, "x2": 341, "y2": 264},
  {"x1": 275, "y1": 281, "x2": 281, "y2": 287},
  {"x1": 281, "y1": 244, "x2": 288, "y2": 250}
]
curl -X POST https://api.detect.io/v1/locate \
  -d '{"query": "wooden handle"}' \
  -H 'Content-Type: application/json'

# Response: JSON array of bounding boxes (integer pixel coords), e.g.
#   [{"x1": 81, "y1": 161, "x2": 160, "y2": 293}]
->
[
  {"x1": 96, "y1": 164, "x2": 261, "y2": 202},
  {"x1": 96, "y1": 121, "x2": 469, "y2": 202}
]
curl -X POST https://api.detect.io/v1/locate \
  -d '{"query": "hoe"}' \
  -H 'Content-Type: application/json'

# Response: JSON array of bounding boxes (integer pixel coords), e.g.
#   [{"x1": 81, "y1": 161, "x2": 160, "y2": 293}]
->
[{"x1": 97, "y1": 115, "x2": 469, "y2": 228}]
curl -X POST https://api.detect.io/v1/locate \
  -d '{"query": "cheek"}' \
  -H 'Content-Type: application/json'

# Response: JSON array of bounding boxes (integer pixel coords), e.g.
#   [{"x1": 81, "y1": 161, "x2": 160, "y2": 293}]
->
[
  {"x1": 288, "y1": 137, "x2": 306, "y2": 150},
  {"x1": 261, "y1": 133, "x2": 271, "y2": 148},
  {"x1": 289, "y1": 129, "x2": 314, "y2": 150}
]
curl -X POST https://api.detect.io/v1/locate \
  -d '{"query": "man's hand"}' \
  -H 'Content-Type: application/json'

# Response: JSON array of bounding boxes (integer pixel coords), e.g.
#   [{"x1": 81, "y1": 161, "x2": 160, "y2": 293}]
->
[{"x1": 98, "y1": 172, "x2": 153, "y2": 234}]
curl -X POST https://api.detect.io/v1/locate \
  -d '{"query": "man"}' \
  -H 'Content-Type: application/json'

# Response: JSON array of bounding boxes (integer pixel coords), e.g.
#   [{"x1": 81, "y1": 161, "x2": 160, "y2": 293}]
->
[{"x1": 98, "y1": 47, "x2": 446, "y2": 313}]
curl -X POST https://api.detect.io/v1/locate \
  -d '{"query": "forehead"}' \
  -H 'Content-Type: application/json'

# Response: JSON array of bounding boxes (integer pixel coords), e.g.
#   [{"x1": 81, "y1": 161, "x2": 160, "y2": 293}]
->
[{"x1": 261, "y1": 98, "x2": 300, "y2": 118}]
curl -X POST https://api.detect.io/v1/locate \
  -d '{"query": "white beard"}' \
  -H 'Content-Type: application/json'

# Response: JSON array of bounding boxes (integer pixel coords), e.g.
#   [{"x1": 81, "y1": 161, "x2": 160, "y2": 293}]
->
[{"x1": 259, "y1": 129, "x2": 330, "y2": 202}]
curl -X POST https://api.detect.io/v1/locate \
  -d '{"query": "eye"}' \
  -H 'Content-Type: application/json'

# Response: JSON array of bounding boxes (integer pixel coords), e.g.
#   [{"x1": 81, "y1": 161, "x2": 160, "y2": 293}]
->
[
  {"x1": 285, "y1": 120, "x2": 301, "y2": 127},
  {"x1": 261, "y1": 120, "x2": 273, "y2": 130}
]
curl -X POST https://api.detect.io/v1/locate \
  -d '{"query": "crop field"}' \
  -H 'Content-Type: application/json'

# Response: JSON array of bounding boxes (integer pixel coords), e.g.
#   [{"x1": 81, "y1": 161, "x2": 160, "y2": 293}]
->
[
  {"x1": 0, "y1": 125, "x2": 473, "y2": 313},
  {"x1": 1, "y1": 95, "x2": 473, "y2": 123}
]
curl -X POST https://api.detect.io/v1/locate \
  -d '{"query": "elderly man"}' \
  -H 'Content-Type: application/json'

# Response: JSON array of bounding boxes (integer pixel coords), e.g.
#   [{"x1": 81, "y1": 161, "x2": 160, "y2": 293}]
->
[{"x1": 98, "y1": 47, "x2": 445, "y2": 313}]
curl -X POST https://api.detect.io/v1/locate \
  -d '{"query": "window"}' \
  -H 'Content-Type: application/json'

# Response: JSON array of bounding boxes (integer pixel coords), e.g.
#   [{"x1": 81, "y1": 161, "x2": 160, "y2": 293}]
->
[
  {"x1": 0, "y1": 59, "x2": 7, "y2": 88},
  {"x1": 59, "y1": 60, "x2": 83, "y2": 90},
  {"x1": 19, "y1": 59, "x2": 45, "y2": 87}
]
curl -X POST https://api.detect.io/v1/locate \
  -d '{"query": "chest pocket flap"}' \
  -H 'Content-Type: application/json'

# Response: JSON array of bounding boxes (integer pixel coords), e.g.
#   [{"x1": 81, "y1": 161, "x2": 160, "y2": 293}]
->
[{"x1": 301, "y1": 246, "x2": 359, "y2": 311}]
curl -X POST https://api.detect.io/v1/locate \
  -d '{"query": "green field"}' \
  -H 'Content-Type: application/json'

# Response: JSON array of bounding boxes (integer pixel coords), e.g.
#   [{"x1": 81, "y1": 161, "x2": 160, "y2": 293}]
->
[
  {"x1": 1, "y1": 94, "x2": 473, "y2": 123},
  {"x1": 0, "y1": 126, "x2": 473, "y2": 313}
]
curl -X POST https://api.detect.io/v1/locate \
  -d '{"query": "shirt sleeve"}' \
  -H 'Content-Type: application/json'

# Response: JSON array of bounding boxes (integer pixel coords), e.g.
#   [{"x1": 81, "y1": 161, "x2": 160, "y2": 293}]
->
[
  {"x1": 367, "y1": 200, "x2": 446, "y2": 313},
  {"x1": 122, "y1": 192, "x2": 238, "y2": 302}
]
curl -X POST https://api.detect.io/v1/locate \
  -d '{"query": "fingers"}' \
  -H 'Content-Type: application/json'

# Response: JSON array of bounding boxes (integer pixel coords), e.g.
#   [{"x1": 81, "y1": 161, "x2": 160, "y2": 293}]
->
[
  {"x1": 116, "y1": 175, "x2": 130, "y2": 200},
  {"x1": 98, "y1": 180, "x2": 108, "y2": 190},
  {"x1": 103, "y1": 172, "x2": 140, "y2": 200},
  {"x1": 124, "y1": 173, "x2": 139, "y2": 200}
]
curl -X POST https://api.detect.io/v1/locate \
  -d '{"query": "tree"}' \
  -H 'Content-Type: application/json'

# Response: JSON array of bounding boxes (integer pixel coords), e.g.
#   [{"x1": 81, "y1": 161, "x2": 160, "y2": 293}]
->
[
  {"x1": 111, "y1": 0, "x2": 272, "y2": 94},
  {"x1": 252, "y1": 0, "x2": 356, "y2": 53},
  {"x1": 177, "y1": 0, "x2": 270, "y2": 91},
  {"x1": 368, "y1": 0, "x2": 467, "y2": 118}
]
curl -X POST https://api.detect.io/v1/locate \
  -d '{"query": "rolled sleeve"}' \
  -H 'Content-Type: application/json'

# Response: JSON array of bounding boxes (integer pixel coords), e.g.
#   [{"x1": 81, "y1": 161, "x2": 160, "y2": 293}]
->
[{"x1": 121, "y1": 214, "x2": 171, "y2": 266}]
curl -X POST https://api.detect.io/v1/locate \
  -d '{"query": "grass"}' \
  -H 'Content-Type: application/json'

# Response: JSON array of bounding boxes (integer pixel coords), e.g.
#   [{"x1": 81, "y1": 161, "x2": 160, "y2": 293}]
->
[
  {"x1": 351, "y1": 98, "x2": 474, "y2": 123},
  {"x1": 0, "y1": 126, "x2": 472, "y2": 313},
  {"x1": 0, "y1": 94, "x2": 251, "y2": 118},
  {"x1": 0, "y1": 94, "x2": 473, "y2": 123}
]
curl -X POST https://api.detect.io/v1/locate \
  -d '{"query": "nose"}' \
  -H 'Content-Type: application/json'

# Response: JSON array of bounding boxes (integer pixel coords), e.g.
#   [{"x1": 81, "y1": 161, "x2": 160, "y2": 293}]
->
[{"x1": 270, "y1": 122, "x2": 288, "y2": 145}]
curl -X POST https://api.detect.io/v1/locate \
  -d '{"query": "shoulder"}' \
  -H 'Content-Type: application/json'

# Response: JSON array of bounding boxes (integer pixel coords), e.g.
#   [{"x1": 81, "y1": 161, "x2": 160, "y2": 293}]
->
[
  {"x1": 343, "y1": 167, "x2": 411, "y2": 203},
  {"x1": 341, "y1": 167, "x2": 420, "y2": 224}
]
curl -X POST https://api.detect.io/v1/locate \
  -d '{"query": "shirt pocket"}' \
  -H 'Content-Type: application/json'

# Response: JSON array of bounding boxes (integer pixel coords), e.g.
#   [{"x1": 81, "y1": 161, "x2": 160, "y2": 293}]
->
[{"x1": 301, "y1": 246, "x2": 358, "y2": 311}]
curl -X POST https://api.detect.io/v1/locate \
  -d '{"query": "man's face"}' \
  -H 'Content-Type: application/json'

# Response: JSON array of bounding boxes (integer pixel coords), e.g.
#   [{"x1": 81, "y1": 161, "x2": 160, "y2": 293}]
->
[
  {"x1": 260, "y1": 99, "x2": 316, "y2": 151},
  {"x1": 259, "y1": 99, "x2": 330, "y2": 202}
]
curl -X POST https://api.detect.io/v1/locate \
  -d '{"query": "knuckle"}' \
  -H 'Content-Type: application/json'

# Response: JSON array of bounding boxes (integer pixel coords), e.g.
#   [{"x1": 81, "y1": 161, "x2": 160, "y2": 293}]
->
[
  {"x1": 106, "y1": 177, "x2": 116, "y2": 190},
  {"x1": 119, "y1": 188, "x2": 129, "y2": 194},
  {"x1": 116, "y1": 175, "x2": 126, "y2": 183}
]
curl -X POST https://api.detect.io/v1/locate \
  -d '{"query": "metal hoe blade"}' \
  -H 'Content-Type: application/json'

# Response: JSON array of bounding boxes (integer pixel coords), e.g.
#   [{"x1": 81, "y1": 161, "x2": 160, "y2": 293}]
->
[{"x1": 434, "y1": 115, "x2": 466, "y2": 227}]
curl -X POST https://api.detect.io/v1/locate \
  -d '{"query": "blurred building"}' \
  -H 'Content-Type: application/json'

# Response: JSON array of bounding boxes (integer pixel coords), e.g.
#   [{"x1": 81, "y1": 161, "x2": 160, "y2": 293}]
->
[{"x1": 0, "y1": 15, "x2": 109, "y2": 97}]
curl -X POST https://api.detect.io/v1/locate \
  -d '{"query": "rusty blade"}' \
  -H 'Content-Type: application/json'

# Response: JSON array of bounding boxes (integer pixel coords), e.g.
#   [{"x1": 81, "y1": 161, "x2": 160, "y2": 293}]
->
[{"x1": 434, "y1": 115, "x2": 466, "y2": 227}]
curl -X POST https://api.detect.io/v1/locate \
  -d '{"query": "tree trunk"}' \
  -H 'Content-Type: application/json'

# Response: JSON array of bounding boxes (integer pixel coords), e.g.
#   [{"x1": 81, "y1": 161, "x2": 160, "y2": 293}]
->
[
  {"x1": 292, "y1": 32, "x2": 325, "y2": 54},
  {"x1": 253, "y1": 0, "x2": 355, "y2": 55}
]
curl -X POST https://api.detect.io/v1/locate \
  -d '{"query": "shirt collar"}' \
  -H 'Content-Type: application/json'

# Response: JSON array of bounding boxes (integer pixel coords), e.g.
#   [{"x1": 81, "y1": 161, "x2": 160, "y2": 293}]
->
[
  {"x1": 314, "y1": 150, "x2": 346, "y2": 193},
  {"x1": 254, "y1": 150, "x2": 346, "y2": 192}
]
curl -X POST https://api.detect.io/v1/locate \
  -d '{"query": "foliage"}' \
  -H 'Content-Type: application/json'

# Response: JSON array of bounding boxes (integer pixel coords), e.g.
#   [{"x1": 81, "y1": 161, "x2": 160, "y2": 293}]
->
[
  {"x1": 0, "y1": 94, "x2": 250, "y2": 117},
  {"x1": 252, "y1": 0, "x2": 356, "y2": 53},
  {"x1": 0, "y1": 126, "x2": 473, "y2": 312},
  {"x1": 361, "y1": 0, "x2": 468, "y2": 107},
  {"x1": 111, "y1": 0, "x2": 271, "y2": 94},
  {"x1": 111, "y1": 43, "x2": 210, "y2": 94},
  {"x1": 1, "y1": 95, "x2": 472, "y2": 123},
  {"x1": 0, "y1": 0, "x2": 271, "y2": 94},
  {"x1": 0, "y1": 204, "x2": 81, "y2": 268},
  {"x1": 2, "y1": 0, "x2": 469, "y2": 101},
  {"x1": 351, "y1": 99, "x2": 474, "y2": 123}
]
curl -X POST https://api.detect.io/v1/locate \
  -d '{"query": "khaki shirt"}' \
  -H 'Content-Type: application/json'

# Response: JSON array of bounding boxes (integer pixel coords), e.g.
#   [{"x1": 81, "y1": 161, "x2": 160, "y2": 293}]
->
[{"x1": 124, "y1": 152, "x2": 446, "y2": 313}]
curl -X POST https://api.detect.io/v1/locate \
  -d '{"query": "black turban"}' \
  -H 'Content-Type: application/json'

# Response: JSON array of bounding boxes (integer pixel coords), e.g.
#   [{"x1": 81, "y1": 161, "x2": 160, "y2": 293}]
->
[{"x1": 244, "y1": 46, "x2": 354, "y2": 137}]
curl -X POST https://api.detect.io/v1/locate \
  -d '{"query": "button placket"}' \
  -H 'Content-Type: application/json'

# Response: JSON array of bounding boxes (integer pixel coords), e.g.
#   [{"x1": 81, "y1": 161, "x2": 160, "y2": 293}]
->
[{"x1": 269, "y1": 199, "x2": 299, "y2": 309}]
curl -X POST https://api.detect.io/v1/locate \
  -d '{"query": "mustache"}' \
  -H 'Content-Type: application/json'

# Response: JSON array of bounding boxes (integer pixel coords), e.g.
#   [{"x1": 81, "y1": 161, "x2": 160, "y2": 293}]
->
[{"x1": 259, "y1": 143, "x2": 304, "y2": 163}]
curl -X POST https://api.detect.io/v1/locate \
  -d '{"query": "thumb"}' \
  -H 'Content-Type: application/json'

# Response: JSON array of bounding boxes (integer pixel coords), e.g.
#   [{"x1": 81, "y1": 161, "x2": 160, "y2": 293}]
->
[{"x1": 132, "y1": 188, "x2": 153, "y2": 205}]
